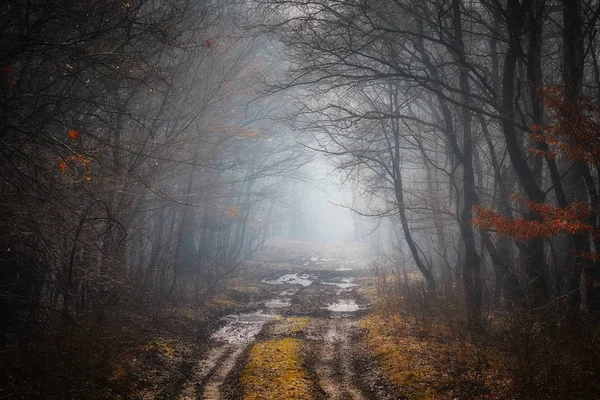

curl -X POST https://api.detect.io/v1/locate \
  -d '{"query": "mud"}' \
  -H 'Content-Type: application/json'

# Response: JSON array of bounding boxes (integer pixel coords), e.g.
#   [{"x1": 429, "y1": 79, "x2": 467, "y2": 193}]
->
[
  {"x1": 326, "y1": 299, "x2": 362, "y2": 312},
  {"x1": 172, "y1": 251, "x2": 390, "y2": 400},
  {"x1": 304, "y1": 317, "x2": 366, "y2": 400},
  {"x1": 323, "y1": 281, "x2": 358, "y2": 289}
]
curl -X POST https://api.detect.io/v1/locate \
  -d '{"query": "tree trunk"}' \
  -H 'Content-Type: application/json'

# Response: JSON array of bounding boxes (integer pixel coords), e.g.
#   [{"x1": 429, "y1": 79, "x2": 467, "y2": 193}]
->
[
  {"x1": 562, "y1": 0, "x2": 595, "y2": 312},
  {"x1": 452, "y1": 0, "x2": 482, "y2": 329},
  {"x1": 391, "y1": 88, "x2": 436, "y2": 293},
  {"x1": 501, "y1": 0, "x2": 548, "y2": 307}
]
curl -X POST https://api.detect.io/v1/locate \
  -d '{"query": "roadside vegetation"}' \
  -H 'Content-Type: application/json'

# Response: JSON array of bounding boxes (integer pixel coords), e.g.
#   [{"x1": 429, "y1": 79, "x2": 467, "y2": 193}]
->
[
  {"x1": 362, "y1": 314, "x2": 509, "y2": 399},
  {"x1": 365, "y1": 264, "x2": 600, "y2": 400}
]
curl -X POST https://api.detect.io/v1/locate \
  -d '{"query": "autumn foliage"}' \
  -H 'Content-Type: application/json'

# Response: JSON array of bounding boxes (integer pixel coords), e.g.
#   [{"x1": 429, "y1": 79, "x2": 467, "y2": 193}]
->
[
  {"x1": 59, "y1": 154, "x2": 92, "y2": 180},
  {"x1": 68, "y1": 129, "x2": 80, "y2": 140},
  {"x1": 473, "y1": 86, "x2": 599, "y2": 256},
  {"x1": 528, "y1": 86, "x2": 600, "y2": 164},
  {"x1": 473, "y1": 201, "x2": 592, "y2": 240}
]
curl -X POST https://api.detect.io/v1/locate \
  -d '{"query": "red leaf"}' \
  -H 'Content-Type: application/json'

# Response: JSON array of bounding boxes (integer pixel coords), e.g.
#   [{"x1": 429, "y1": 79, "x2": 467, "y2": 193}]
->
[{"x1": 59, "y1": 160, "x2": 68, "y2": 173}]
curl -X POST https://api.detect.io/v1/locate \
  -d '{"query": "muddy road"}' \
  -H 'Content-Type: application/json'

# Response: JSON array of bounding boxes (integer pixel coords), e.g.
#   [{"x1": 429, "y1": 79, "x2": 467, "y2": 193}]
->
[{"x1": 174, "y1": 264, "x2": 381, "y2": 400}]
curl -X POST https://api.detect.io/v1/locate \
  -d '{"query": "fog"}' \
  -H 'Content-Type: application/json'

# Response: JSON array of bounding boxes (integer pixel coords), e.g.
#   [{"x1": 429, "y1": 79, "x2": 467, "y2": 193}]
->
[
  {"x1": 284, "y1": 161, "x2": 357, "y2": 243},
  {"x1": 3, "y1": 1, "x2": 600, "y2": 397}
]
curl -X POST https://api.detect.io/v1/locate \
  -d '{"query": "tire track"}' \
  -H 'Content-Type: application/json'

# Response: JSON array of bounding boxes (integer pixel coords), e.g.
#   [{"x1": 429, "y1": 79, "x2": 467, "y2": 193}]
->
[
  {"x1": 339, "y1": 320, "x2": 366, "y2": 400},
  {"x1": 176, "y1": 311, "x2": 274, "y2": 400},
  {"x1": 177, "y1": 346, "x2": 229, "y2": 400},
  {"x1": 312, "y1": 318, "x2": 367, "y2": 400},
  {"x1": 202, "y1": 345, "x2": 244, "y2": 400}
]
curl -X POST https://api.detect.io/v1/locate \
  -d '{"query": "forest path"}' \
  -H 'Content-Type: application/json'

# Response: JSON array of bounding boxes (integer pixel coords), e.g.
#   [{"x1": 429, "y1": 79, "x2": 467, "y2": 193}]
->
[
  {"x1": 174, "y1": 261, "x2": 373, "y2": 400},
  {"x1": 308, "y1": 317, "x2": 367, "y2": 400}
]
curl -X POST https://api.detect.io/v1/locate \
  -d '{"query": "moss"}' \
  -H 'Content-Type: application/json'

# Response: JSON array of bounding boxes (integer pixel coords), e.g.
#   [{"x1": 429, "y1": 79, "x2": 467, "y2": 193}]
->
[{"x1": 241, "y1": 338, "x2": 313, "y2": 400}]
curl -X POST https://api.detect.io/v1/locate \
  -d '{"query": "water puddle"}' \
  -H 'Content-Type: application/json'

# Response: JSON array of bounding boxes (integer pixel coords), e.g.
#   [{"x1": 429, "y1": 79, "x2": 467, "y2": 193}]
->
[
  {"x1": 211, "y1": 311, "x2": 276, "y2": 344},
  {"x1": 326, "y1": 299, "x2": 361, "y2": 312},
  {"x1": 264, "y1": 298, "x2": 292, "y2": 309},
  {"x1": 263, "y1": 273, "x2": 314, "y2": 286},
  {"x1": 322, "y1": 277, "x2": 357, "y2": 289}
]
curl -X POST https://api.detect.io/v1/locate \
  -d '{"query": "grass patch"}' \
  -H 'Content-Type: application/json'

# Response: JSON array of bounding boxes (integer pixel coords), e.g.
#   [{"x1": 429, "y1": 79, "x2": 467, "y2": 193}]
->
[
  {"x1": 269, "y1": 317, "x2": 310, "y2": 336},
  {"x1": 241, "y1": 338, "x2": 313, "y2": 400},
  {"x1": 286, "y1": 317, "x2": 310, "y2": 333},
  {"x1": 362, "y1": 314, "x2": 512, "y2": 399}
]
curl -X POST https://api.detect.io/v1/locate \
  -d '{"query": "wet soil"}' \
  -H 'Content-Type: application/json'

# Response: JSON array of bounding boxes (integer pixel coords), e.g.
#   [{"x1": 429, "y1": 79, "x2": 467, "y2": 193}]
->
[{"x1": 172, "y1": 258, "x2": 390, "y2": 400}]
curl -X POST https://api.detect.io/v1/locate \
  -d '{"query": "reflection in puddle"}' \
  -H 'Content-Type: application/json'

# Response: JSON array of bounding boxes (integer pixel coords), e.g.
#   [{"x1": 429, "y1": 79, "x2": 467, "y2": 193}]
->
[
  {"x1": 322, "y1": 277, "x2": 358, "y2": 289},
  {"x1": 211, "y1": 312, "x2": 276, "y2": 344},
  {"x1": 326, "y1": 299, "x2": 361, "y2": 312},
  {"x1": 263, "y1": 273, "x2": 314, "y2": 286}
]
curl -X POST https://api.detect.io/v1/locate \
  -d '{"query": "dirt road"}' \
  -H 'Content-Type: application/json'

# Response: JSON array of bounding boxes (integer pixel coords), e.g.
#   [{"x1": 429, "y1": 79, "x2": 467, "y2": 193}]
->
[{"x1": 174, "y1": 267, "x2": 376, "y2": 400}]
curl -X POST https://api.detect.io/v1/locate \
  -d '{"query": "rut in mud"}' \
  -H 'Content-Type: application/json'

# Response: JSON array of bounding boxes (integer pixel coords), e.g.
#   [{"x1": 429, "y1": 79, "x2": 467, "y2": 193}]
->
[
  {"x1": 174, "y1": 262, "x2": 374, "y2": 400},
  {"x1": 308, "y1": 318, "x2": 367, "y2": 400},
  {"x1": 177, "y1": 312, "x2": 275, "y2": 400}
]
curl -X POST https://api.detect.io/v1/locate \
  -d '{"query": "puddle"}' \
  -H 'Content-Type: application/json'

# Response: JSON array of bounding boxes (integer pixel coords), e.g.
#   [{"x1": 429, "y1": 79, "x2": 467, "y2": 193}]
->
[
  {"x1": 263, "y1": 273, "x2": 314, "y2": 286},
  {"x1": 322, "y1": 277, "x2": 358, "y2": 289},
  {"x1": 211, "y1": 311, "x2": 276, "y2": 344},
  {"x1": 325, "y1": 326, "x2": 343, "y2": 342},
  {"x1": 264, "y1": 298, "x2": 291, "y2": 309},
  {"x1": 326, "y1": 299, "x2": 361, "y2": 312}
]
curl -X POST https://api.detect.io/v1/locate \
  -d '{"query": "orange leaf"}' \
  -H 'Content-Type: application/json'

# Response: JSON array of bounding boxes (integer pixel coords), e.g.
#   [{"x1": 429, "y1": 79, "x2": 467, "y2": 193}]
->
[
  {"x1": 68, "y1": 130, "x2": 79, "y2": 140},
  {"x1": 59, "y1": 160, "x2": 68, "y2": 173}
]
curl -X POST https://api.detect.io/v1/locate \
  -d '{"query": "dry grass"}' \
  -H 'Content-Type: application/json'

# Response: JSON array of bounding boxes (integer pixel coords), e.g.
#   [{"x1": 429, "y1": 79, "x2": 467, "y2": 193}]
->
[
  {"x1": 268, "y1": 317, "x2": 310, "y2": 336},
  {"x1": 241, "y1": 338, "x2": 313, "y2": 400},
  {"x1": 361, "y1": 314, "x2": 513, "y2": 400}
]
